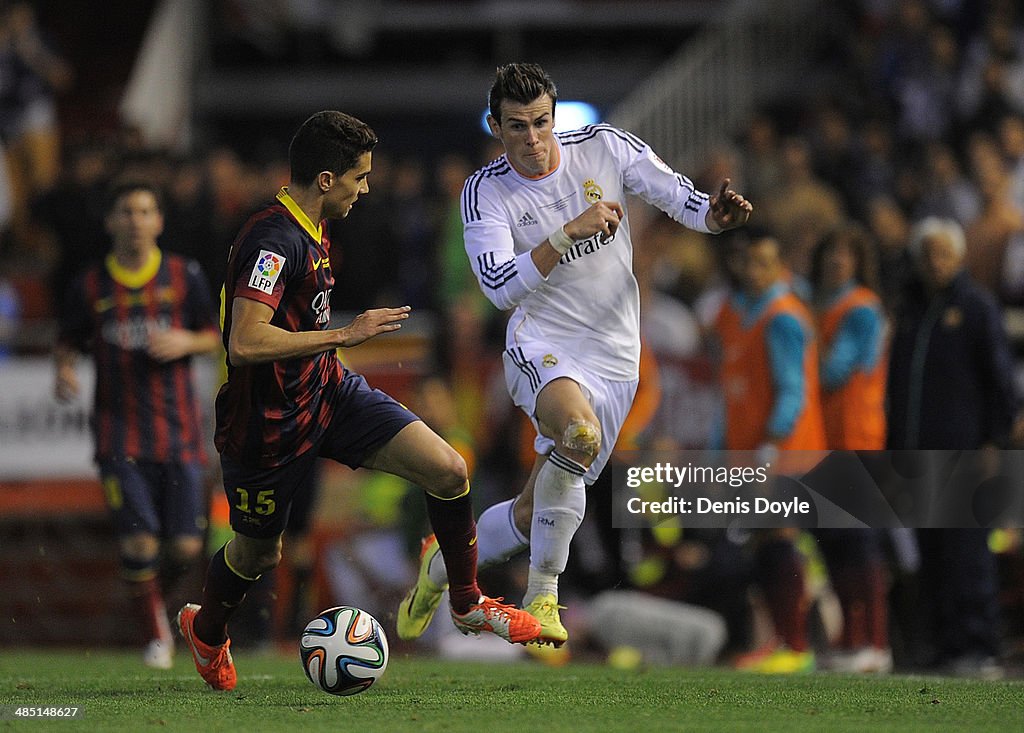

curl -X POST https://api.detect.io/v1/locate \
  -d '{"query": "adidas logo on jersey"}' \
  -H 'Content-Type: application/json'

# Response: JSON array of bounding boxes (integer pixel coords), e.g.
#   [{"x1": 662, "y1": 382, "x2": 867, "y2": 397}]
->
[{"x1": 516, "y1": 212, "x2": 538, "y2": 228}]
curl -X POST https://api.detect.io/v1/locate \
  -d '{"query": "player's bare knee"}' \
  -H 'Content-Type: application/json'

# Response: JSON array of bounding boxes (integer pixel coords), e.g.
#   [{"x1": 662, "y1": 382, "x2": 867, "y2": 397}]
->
[
  {"x1": 560, "y1": 418, "x2": 601, "y2": 464},
  {"x1": 240, "y1": 546, "x2": 281, "y2": 577},
  {"x1": 231, "y1": 537, "x2": 282, "y2": 578},
  {"x1": 429, "y1": 449, "x2": 469, "y2": 499}
]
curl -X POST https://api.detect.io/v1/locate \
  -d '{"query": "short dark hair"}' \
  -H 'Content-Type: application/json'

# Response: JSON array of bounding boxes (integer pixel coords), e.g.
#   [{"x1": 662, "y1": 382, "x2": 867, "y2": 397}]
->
[
  {"x1": 488, "y1": 63, "x2": 558, "y2": 124},
  {"x1": 105, "y1": 180, "x2": 163, "y2": 214},
  {"x1": 289, "y1": 111, "x2": 378, "y2": 186},
  {"x1": 810, "y1": 222, "x2": 881, "y2": 293}
]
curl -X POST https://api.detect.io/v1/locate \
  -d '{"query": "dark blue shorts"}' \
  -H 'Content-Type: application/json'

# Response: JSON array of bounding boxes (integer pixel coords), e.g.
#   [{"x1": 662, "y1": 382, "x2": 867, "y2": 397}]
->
[
  {"x1": 221, "y1": 370, "x2": 418, "y2": 539},
  {"x1": 286, "y1": 463, "x2": 319, "y2": 535},
  {"x1": 98, "y1": 458, "x2": 206, "y2": 539}
]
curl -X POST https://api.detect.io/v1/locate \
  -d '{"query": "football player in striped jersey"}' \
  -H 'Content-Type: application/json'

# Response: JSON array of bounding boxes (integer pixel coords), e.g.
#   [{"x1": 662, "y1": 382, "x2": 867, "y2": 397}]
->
[
  {"x1": 55, "y1": 180, "x2": 221, "y2": 669},
  {"x1": 177, "y1": 111, "x2": 540, "y2": 691}
]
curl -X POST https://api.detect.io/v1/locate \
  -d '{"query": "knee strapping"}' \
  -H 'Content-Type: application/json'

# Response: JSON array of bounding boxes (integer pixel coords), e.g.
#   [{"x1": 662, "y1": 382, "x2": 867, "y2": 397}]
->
[{"x1": 562, "y1": 419, "x2": 601, "y2": 458}]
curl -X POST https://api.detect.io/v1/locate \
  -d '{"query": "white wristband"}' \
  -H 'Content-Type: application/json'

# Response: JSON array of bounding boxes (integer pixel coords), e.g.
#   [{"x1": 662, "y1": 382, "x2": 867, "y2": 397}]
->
[{"x1": 548, "y1": 226, "x2": 574, "y2": 255}]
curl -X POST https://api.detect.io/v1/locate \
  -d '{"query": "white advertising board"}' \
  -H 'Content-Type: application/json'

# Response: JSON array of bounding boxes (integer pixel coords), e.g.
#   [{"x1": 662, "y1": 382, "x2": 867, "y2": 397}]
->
[
  {"x1": 0, "y1": 356, "x2": 220, "y2": 480},
  {"x1": 0, "y1": 357, "x2": 96, "y2": 479}
]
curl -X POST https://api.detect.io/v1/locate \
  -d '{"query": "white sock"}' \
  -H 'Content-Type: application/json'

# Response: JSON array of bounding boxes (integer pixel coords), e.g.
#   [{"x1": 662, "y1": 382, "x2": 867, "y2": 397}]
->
[
  {"x1": 426, "y1": 498, "x2": 528, "y2": 588},
  {"x1": 525, "y1": 451, "x2": 586, "y2": 604}
]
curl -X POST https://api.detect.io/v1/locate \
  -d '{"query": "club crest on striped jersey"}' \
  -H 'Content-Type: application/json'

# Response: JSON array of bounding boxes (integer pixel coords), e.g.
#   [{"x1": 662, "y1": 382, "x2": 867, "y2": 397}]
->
[
  {"x1": 249, "y1": 250, "x2": 285, "y2": 294},
  {"x1": 583, "y1": 179, "x2": 603, "y2": 204},
  {"x1": 542, "y1": 353, "x2": 558, "y2": 367}
]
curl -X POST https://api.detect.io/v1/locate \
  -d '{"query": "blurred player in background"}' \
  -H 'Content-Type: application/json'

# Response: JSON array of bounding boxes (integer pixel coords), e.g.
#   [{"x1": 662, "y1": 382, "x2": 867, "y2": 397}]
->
[
  {"x1": 54, "y1": 180, "x2": 220, "y2": 669},
  {"x1": 398, "y1": 62, "x2": 751, "y2": 647},
  {"x1": 177, "y1": 110, "x2": 540, "y2": 692}
]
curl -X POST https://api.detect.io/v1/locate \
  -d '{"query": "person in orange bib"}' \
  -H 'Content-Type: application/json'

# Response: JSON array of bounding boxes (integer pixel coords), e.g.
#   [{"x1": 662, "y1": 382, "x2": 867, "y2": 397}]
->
[
  {"x1": 809, "y1": 223, "x2": 892, "y2": 674},
  {"x1": 812, "y1": 224, "x2": 886, "y2": 452},
  {"x1": 716, "y1": 235, "x2": 826, "y2": 454},
  {"x1": 714, "y1": 233, "x2": 825, "y2": 674}
]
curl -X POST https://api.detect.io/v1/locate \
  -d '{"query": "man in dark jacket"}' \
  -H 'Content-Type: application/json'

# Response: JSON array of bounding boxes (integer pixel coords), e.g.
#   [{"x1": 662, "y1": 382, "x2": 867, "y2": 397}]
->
[
  {"x1": 888, "y1": 219, "x2": 1016, "y2": 451},
  {"x1": 887, "y1": 216, "x2": 1016, "y2": 678}
]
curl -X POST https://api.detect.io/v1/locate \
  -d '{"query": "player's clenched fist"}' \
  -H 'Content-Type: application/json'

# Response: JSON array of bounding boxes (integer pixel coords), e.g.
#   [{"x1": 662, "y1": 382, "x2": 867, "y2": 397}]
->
[{"x1": 565, "y1": 201, "x2": 625, "y2": 243}]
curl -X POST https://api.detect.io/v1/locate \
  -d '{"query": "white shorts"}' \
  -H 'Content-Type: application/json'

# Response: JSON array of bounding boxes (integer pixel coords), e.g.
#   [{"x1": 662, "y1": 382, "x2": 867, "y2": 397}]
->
[{"x1": 503, "y1": 341, "x2": 638, "y2": 484}]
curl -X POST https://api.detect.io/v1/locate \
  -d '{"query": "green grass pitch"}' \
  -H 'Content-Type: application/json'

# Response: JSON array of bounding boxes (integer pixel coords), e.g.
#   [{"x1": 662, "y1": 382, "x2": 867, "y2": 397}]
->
[{"x1": 1, "y1": 649, "x2": 1022, "y2": 732}]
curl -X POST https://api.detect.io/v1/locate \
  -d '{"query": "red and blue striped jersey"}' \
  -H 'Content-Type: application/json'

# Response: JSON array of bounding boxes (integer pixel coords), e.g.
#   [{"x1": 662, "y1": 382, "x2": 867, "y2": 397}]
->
[
  {"x1": 59, "y1": 251, "x2": 218, "y2": 463},
  {"x1": 214, "y1": 188, "x2": 343, "y2": 467}
]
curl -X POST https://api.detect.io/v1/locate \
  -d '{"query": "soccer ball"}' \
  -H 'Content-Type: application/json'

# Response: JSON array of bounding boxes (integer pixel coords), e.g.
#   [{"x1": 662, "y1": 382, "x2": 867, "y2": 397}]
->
[{"x1": 299, "y1": 606, "x2": 389, "y2": 696}]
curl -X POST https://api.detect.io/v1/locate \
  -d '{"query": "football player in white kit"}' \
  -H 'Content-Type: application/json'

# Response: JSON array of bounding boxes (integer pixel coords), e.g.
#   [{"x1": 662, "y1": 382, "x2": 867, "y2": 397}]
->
[{"x1": 398, "y1": 63, "x2": 752, "y2": 646}]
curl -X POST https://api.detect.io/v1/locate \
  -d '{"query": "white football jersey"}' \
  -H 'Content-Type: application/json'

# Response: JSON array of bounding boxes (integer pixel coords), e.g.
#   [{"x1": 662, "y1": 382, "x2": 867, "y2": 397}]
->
[{"x1": 462, "y1": 124, "x2": 714, "y2": 380}]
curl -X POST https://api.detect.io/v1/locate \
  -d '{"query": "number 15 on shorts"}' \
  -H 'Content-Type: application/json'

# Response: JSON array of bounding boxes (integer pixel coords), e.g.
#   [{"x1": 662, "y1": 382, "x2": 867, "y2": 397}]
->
[{"x1": 235, "y1": 487, "x2": 276, "y2": 516}]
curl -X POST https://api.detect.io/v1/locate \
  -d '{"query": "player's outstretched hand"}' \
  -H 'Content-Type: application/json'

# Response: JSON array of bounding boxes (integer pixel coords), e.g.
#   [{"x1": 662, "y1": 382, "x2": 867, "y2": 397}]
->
[
  {"x1": 339, "y1": 306, "x2": 411, "y2": 347},
  {"x1": 708, "y1": 179, "x2": 752, "y2": 232},
  {"x1": 566, "y1": 201, "x2": 625, "y2": 243}
]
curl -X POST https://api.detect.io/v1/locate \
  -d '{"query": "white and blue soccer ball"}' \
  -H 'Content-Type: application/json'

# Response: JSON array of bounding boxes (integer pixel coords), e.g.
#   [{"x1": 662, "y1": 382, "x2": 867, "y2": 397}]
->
[{"x1": 299, "y1": 606, "x2": 389, "y2": 696}]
